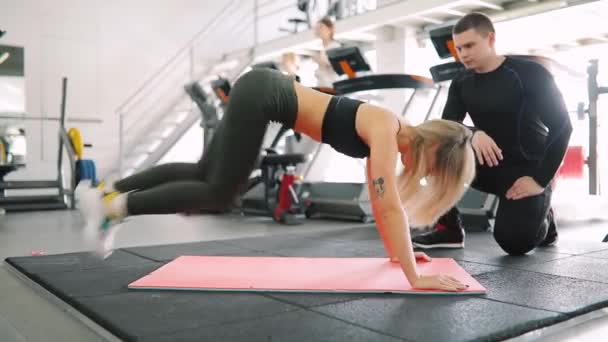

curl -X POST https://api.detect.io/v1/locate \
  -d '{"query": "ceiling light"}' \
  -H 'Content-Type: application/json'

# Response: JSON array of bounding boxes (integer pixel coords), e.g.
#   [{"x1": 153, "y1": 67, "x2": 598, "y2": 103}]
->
[
  {"x1": 441, "y1": 8, "x2": 467, "y2": 16},
  {"x1": 415, "y1": 16, "x2": 444, "y2": 25},
  {"x1": 467, "y1": 0, "x2": 504, "y2": 11}
]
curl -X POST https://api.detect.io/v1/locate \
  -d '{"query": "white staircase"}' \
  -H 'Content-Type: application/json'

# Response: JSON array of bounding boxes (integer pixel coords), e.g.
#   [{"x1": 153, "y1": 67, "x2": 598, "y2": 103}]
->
[
  {"x1": 104, "y1": 0, "x2": 385, "y2": 181},
  {"x1": 105, "y1": 0, "x2": 247, "y2": 180}
]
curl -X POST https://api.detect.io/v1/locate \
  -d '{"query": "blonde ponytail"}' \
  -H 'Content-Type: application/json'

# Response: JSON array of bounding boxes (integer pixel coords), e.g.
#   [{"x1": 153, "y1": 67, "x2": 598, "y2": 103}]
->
[{"x1": 397, "y1": 120, "x2": 476, "y2": 227}]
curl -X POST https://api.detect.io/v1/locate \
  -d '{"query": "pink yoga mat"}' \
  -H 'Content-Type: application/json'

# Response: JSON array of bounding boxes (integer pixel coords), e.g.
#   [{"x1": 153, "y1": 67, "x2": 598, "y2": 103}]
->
[{"x1": 129, "y1": 256, "x2": 486, "y2": 295}]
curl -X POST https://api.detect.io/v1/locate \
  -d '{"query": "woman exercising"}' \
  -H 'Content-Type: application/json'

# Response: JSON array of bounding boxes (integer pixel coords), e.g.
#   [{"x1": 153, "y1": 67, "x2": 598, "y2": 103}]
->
[{"x1": 78, "y1": 68, "x2": 476, "y2": 291}]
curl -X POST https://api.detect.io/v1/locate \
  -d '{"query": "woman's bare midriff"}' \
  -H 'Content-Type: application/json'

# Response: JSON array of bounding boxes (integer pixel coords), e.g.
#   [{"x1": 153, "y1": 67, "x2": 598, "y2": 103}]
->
[{"x1": 292, "y1": 81, "x2": 332, "y2": 142}]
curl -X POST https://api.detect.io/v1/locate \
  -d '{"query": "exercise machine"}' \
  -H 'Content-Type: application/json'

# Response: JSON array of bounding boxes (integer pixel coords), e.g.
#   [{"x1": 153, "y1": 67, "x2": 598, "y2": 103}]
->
[
  {"x1": 555, "y1": 59, "x2": 604, "y2": 195},
  {"x1": 585, "y1": 59, "x2": 605, "y2": 196},
  {"x1": 0, "y1": 77, "x2": 77, "y2": 211},
  {"x1": 211, "y1": 77, "x2": 232, "y2": 109},
  {"x1": 279, "y1": 0, "x2": 369, "y2": 34},
  {"x1": 584, "y1": 60, "x2": 608, "y2": 242},
  {"x1": 244, "y1": 63, "x2": 310, "y2": 224},
  {"x1": 279, "y1": 0, "x2": 313, "y2": 34},
  {"x1": 184, "y1": 81, "x2": 219, "y2": 149},
  {"x1": 328, "y1": 45, "x2": 440, "y2": 120},
  {"x1": 240, "y1": 131, "x2": 308, "y2": 225},
  {"x1": 300, "y1": 45, "x2": 437, "y2": 223}
]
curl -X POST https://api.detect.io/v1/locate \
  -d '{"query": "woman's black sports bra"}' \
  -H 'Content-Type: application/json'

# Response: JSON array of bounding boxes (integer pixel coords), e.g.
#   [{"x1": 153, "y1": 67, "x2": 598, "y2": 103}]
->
[{"x1": 320, "y1": 96, "x2": 369, "y2": 159}]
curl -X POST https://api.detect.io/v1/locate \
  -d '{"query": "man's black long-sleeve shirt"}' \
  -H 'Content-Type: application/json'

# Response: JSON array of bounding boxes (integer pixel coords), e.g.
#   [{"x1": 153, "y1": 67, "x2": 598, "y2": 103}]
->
[{"x1": 442, "y1": 56, "x2": 573, "y2": 187}]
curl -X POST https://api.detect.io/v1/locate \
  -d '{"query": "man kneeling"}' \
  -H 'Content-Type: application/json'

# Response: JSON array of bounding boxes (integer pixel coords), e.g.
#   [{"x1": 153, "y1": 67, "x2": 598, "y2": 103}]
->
[{"x1": 413, "y1": 13, "x2": 572, "y2": 255}]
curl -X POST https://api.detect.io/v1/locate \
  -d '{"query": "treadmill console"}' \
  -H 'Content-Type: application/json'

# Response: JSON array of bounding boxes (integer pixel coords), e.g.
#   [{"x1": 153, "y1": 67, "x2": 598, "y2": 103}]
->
[
  {"x1": 326, "y1": 46, "x2": 434, "y2": 94},
  {"x1": 326, "y1": 45, "x2": 371, "y2": 79},
  {"x1": 429, "y1": 25, "x2": 459, "y2": 60}
]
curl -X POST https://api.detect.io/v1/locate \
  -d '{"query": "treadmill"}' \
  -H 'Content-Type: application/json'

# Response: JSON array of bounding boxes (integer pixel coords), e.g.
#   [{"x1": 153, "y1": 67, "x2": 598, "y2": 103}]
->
[
  {"x1": 0, "y1": 78, "x2": 77, "y2": 211},
  {"x1": 329, "y1": 45, "x2": 440, "y2": 120},
  {"x1": 184, "y1": 81, "x2": 219, "y2": 150},
  {"x1": 301, "y1": 45, "x2": 438, "y2": 223}
]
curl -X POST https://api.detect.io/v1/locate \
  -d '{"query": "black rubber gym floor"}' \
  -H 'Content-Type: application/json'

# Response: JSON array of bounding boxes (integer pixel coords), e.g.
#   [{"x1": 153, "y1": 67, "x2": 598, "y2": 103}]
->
[{"x1": 6, "y1": 225, "x2": 608, "y2": 342}]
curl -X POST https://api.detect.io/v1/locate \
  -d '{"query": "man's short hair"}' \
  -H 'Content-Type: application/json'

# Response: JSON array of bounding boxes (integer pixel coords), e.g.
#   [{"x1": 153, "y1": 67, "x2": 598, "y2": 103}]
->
[{"x1": 453, "y1": 12, "x2": 495, "y2": 36}]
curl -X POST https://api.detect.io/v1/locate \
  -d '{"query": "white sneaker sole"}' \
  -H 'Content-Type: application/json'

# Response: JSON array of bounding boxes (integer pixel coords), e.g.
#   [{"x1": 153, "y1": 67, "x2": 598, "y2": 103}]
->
[
  {"x1": 95, "y1": 221, "x2": 122, "y2": 260},
  {"x1": 76, "y1": 183, "x2": 106, "y2": 251},
  {"x1": 413, "y1": 242, "x2": 465, "y2": 249}
]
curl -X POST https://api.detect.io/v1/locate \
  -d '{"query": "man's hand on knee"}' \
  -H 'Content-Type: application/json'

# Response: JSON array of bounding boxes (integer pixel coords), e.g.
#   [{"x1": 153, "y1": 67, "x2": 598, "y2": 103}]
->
[{"x1": 506, "y1": 176, "x2": 543, "y2": 200}]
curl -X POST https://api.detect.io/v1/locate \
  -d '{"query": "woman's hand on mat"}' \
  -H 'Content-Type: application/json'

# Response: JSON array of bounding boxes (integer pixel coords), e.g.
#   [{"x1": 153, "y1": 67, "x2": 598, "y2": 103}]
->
[
  {"x1": 506, "y1": 176, "x2": 543, "y2": 200},
  {"x1": 413, "y1": 274, "x2": 469, "y2": 291},
  {"x1": 471, "y1": 131, "x2": 503, "y2": 167}
]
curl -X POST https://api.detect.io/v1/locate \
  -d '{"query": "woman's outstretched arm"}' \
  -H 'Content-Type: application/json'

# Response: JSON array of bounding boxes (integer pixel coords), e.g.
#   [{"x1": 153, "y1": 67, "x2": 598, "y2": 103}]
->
[
  {"x1": 365, "y1": 126, "x2": 420, "y2": 284},
  {"x1": 363, "y1": 110, "x2": 468, "y2": 291}
]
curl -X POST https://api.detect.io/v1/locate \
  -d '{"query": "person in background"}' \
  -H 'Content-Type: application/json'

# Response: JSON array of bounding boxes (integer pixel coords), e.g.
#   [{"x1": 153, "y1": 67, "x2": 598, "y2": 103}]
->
[
  {"x1": 312, "y1": 16, "x2": 342, "y2": 87},
  {"x1": 280, "y1": 52, "x2": 301, "y2": 82}
]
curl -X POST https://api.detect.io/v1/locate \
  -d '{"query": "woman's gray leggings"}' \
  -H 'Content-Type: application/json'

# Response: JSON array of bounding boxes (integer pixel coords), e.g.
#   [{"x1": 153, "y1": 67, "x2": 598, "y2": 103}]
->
[{"x1": 114, "y1": 69, "x2": 299, "y2": 215}]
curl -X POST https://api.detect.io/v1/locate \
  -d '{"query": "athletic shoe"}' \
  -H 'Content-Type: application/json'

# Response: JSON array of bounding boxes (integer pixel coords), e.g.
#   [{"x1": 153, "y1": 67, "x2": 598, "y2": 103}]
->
[
  {"x1": 539, "y1": 208, "x2": 558, "y2": 247},
  {"x1": 96, "y1": 217, "x2": 121, "y2": 259},
  {"x1": 412, "y1": 208, "x2": 465, "y2": 249},
  {"x1": 76, "y1": 182, "x2": 120, "y2": 259}
]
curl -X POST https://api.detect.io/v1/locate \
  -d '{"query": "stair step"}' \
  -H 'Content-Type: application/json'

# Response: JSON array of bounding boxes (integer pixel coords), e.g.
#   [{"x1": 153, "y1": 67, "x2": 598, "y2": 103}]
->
[
  {"x1": 145, "y1": 126, "x2": 176, "y2": 140},
  {"x1": 118, "y1": 97, "x2": 197, "y2": 177},
  {"x1": 0, "y1": 180, "x2": 59, "y2": 190},
  {"x1": 131, "y1": 140, "x2": 162, "y2": 154},
  {"x1": 161, "y1": 111, "x2": 190, "y2": 125},
  {"x1": 0, "y1": 195, "x2": 68, "y2": 211},
  {"x1": 123, "y1": 154, "x2": 149, "y2": 169}
]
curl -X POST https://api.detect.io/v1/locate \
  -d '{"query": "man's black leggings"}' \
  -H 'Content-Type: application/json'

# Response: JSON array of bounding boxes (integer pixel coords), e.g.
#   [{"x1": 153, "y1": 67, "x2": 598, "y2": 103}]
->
[
  {"x1": 113, "y1": 69, "x2": 299, "y2": 215},
  {"x1": 449, "y1": 162, "x2": 552, "y2": 256}
]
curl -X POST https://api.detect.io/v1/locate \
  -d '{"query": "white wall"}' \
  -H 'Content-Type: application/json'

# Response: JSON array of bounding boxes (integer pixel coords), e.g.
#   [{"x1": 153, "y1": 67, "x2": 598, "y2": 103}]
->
[{"x1": 0, "y1": 0, "x2": 242, "y2": 180}]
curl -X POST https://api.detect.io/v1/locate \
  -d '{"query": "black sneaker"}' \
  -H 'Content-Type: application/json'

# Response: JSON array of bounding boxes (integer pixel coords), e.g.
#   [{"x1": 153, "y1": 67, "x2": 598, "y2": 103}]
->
[
  {"x1": 539, "y1": 208, "x2": 558, "y2": 247},
  {"x1": 412, "y1": 208, "x2": 465, "y2": 249}
]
